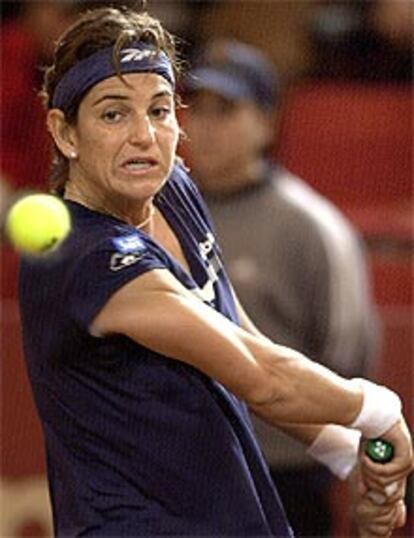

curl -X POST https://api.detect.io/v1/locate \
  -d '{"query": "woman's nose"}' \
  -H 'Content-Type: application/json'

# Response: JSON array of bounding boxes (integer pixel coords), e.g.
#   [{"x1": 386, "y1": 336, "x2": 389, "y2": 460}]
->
[{"x1": 129, "y1": 115, "x2": 156, "y2": 146}]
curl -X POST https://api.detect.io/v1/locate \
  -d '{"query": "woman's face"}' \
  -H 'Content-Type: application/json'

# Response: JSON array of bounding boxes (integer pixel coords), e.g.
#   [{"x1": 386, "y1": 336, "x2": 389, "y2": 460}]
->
[{"x1": 68, "y1": 72, "x2": 179, "y2": 204}]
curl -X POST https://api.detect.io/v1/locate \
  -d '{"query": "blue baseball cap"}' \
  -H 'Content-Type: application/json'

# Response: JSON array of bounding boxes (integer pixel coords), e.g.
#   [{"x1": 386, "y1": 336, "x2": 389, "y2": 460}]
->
[{"x1": 184, "y1": 40, "x2": 279, "y2": 111}]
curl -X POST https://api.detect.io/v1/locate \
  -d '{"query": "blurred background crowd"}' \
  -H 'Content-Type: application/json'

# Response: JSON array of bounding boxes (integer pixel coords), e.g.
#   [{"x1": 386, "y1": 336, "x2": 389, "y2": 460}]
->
[{"x1": 1, "y1": 1, "x2": 412, "y2": 536}]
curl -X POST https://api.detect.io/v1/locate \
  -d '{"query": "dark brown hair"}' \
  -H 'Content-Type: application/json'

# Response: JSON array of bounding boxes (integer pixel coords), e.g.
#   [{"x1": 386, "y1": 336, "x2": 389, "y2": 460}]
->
[{"x1": 42, "y1": 5, "x2": 182, "y2": 196}]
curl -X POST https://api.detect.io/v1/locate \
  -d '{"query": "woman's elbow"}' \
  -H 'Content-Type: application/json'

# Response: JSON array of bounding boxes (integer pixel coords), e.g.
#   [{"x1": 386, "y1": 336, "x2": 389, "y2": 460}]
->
[{"x1": 243, "y1": 369, "x2": 292, "y2": 421}]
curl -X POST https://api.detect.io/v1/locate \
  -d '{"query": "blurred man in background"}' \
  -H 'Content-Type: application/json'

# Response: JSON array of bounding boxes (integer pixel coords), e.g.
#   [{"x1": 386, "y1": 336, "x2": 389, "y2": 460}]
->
[{"x1": 181, "y1": 40, "x2": 380, "y2": 537}]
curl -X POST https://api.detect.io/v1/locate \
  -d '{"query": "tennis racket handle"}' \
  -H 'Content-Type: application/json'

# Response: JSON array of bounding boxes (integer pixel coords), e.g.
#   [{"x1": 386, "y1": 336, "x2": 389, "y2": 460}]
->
[
  {"x1": 365, "y1": 439, "x2": 398, "y2": 503},
  {"x1": 366, "y1": 438, "x2": 394, "y2": 463}
]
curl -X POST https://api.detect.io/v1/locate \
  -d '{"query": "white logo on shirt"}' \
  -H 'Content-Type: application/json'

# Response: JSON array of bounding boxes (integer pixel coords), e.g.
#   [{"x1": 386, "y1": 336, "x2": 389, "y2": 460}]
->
[
  {"x1": 190, "y1": 233, "x2": 223, "y2": 304},
  {"x1": 199, "y1": 232, "x2": 215, "y2": 260},
  {"x1": 110, "y1": 252, "x2": 143, "y2": 272}
]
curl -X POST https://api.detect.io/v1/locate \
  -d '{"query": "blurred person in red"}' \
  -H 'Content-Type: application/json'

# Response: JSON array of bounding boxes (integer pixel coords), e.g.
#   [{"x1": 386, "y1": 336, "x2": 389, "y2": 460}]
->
[
  {"x1": 1, "y1": 2, "x2": 78, "y2": 300},
  {"x1": 181, "y1": 39, "x2": 381, "y2": 537},
  {"x1": 1, "y1": 1, "x2": 78, "y2": 207}
]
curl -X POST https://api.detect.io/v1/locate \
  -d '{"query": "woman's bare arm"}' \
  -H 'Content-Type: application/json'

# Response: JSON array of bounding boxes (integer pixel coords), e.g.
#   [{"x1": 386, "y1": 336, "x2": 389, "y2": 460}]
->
[
  {"x1": 232, "y1": 285, "x2": 413, "y2": 492},
  {"x1": 92, "y1": 268, "x2": 412, "y2": 487},
  {"x1": 91, "y1": 268, "x2": 362, "y2": 426}
]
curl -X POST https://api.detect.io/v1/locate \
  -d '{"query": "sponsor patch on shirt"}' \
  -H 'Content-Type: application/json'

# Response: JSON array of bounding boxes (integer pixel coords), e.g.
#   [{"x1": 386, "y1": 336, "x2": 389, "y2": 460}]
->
[
  {"x1": 110, "y1": 252, "x2": 144, "y2": 272},
  {"x1": 110, "y1": 233, "x2": 147, "y2": 272},
  {"x1": 112, "y1": 233, "x2": 146, "y2": 255}
]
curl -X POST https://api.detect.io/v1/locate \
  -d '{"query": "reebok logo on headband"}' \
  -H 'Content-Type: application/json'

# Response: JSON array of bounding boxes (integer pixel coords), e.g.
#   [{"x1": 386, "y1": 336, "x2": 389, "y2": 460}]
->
[{"x1": 120, "y1": 48, "x2": 156, "y2": 63}]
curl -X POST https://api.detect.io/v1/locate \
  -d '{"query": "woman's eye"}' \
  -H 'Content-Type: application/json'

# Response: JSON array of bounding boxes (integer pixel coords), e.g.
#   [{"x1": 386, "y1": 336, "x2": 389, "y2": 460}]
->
[
  {"x1": 102, "y1": 110, "x2": 124, "y2": 123},
  {"x1": 151, "y1": 107, "x2": 171, "y2": 119}
]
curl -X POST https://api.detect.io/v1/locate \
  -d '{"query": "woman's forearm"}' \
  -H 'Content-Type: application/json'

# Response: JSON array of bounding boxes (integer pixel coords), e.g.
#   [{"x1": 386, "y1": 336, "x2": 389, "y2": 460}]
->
[
  {"x1": 95, "y1": 269, "x2": 400, "y2": 438},
  {"x1": 233, "y1": 291, "x2": 363, "y2": 427},
  {"x1": 237, "y1": 328, "x2": 363, "y2": 427}
]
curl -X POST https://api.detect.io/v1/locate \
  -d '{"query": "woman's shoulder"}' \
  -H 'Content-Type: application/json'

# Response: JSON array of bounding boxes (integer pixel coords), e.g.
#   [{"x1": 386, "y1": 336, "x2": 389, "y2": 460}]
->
[
  {"x1": 19, "y1": 202, "x2": 165, "y2": 279},
  {"x1": 161, "y1": 164, "x2": 214, "y2": 227},
  {"x1": 162, "y1": 163, "x2": 201, "y2": 199}
]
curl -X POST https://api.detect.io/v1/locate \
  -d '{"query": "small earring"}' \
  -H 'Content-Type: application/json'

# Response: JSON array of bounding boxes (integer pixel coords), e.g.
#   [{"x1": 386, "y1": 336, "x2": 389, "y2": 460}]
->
[{"x1": 68, "y1": 150, "x2": 78, "y2": 159}]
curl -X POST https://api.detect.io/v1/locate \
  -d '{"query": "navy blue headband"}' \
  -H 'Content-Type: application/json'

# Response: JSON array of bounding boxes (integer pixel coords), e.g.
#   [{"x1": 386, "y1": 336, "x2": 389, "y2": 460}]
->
[{"x1": 51, "y1": 41, "x2": 175, "y2": 112}]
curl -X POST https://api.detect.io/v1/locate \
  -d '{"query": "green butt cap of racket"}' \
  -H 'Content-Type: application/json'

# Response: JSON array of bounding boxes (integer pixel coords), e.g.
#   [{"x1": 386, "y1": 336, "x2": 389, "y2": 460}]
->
[{"x1": 366, "y1": 439, "x2": 394, "y2": 463}]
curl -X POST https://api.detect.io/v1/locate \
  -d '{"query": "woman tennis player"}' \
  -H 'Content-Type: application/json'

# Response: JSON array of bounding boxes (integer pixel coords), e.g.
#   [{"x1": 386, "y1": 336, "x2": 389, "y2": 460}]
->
[{"x1": 18, "y1": 6, "x2": 412, "y2": 536}]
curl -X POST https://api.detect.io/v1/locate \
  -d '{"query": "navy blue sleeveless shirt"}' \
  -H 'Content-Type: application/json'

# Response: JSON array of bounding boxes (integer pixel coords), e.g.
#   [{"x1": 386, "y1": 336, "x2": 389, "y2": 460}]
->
[{"x1": 19, "y1": 166, "x2": 293, "y2": 537}]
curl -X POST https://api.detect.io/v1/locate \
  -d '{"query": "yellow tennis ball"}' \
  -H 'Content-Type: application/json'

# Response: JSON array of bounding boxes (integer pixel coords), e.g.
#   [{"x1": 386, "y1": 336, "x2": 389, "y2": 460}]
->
[{"x1": 5, "y1": 194, "x2": 71, "y2": 255}]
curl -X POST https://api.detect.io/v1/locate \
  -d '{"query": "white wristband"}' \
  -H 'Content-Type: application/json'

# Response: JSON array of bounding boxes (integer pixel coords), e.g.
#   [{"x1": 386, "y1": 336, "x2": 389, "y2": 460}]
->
[
  {"x1": 350, "y1": 378, "x2": 402, "y2": 438},
  {"x1": 306, "y1": 425, "x2": 361, "y2": 480}
]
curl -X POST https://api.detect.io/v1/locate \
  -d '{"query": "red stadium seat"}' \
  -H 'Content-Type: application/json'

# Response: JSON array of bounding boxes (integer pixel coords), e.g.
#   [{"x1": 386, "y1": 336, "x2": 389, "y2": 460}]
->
[{"x1": 277, "y1": 82, "x2": 412, "y2": 208}]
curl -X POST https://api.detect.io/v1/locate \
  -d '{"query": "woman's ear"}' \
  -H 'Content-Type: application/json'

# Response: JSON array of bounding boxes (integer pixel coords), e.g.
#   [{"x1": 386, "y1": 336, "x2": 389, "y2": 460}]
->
[{"x1": 47, "y1": 109, "x2": 79, "y2": 160}]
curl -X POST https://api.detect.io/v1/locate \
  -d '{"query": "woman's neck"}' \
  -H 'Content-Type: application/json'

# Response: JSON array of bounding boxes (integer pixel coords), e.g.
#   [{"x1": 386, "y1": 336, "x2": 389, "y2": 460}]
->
[{"x1": 63, "y1": 181, "x2": 154, "y2": 230}]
